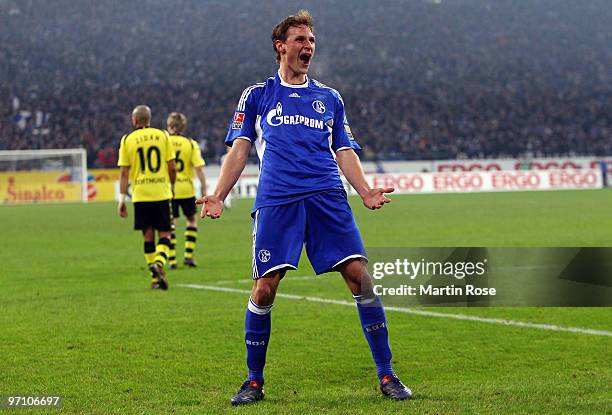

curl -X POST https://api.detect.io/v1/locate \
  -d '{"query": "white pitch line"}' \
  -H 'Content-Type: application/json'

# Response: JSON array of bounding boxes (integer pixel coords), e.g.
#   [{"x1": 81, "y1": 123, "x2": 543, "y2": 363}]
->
[
  {"x1": 214, "y1": 275, "x2": 317, "y2": 285},
  {"x1": 178, "y1": 284, "x2": 612, "y2": 337}
]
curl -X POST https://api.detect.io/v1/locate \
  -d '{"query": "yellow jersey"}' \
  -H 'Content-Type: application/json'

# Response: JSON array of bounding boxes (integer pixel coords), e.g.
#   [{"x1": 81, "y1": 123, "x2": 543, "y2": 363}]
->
[
  {"x1": 117, "y1": 127, "x2": 175, "y2": 202},
  {"x1": 169, "y1": 134, "x2": 205, "y2": 199}
]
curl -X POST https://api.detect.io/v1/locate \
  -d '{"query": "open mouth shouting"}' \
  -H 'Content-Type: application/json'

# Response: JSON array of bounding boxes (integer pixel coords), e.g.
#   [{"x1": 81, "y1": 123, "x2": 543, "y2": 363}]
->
[{"x1": 299, "y1": 52, "x2": 312, "y2": 66}]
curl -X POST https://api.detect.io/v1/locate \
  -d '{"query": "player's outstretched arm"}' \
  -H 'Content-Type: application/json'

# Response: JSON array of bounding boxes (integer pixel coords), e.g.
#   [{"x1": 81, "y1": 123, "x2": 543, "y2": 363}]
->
[
  {"x1": 117, "y1": 166, "x2": 130, "y2": 217},
  {"x1": 197, "y1": 139, "x2": 251, "y2": 219},
  {"x1": 336, "y1": 149, "x2": 394, "y2": 210}
]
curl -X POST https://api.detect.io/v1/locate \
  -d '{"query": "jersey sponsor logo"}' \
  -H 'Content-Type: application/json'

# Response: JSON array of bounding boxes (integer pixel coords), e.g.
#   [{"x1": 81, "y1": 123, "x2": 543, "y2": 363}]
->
[
  {"x1": 258, "y1": 249, "x2": 271, "y2": 263},
  {"x1": 232, "y1": 112, "x2": 245, "y2": 129},
  {"x1": 266, "y1": 102, "x2": 325, "y2": 130},
  {"x1": 312, "y1": 100, "x2": 325, "y2": 114},
  {"x1": 288, "y1": 92, "x2": 301, "y2": 98}
]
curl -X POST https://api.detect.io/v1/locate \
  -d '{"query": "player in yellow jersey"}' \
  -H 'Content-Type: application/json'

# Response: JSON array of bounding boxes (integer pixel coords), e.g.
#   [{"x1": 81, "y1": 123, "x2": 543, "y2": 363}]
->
[
  {"x1": 117, "y1": 105, "x2": 176, "y2": 290},
  {"x1": 166, "y1": 112, "x2": 207, "y2": 268}
]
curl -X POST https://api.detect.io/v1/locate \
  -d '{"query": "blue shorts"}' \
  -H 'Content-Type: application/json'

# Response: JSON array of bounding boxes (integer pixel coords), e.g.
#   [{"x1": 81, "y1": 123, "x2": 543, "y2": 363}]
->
[{"x1": 251, "y1": 190, "x2": 367, "y2": 279}]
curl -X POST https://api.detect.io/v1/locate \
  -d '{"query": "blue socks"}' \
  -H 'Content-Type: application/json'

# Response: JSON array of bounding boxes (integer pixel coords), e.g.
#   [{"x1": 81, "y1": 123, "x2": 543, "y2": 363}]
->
[
  {"x1": 245, "y1": 297, "x2": 272, "y2": 383},
  {"x1": 354, "y1": 295, "x2": 394, "y2": 380},
  {"x1": 244, "y1": 295, "x2": 392, "y2": 383}
]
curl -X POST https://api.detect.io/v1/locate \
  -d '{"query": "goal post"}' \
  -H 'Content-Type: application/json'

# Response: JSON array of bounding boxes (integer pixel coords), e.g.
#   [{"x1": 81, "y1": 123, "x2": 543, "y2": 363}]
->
[{"x1": 0, "y1": 148, "x2": 88, "y2": 204}]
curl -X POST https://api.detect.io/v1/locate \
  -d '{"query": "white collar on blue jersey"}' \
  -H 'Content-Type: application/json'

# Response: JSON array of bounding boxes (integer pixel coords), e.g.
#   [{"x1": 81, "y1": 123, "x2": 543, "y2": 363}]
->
[{"x1": 277, "y1": 70, "x2": 309, "y2": 88}]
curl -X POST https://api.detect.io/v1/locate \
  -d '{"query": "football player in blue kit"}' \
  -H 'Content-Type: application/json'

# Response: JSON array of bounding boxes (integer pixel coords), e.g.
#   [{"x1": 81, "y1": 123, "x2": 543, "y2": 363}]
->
[{"x1": 198, "y1": 9, "x2": 412, "y2": 405}]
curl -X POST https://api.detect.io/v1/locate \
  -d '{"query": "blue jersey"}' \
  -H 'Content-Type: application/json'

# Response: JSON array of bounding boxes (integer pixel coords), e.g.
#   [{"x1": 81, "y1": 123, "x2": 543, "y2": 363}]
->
[{"x1": 225, "y1": 72, "x2": 361, "y2": 212}]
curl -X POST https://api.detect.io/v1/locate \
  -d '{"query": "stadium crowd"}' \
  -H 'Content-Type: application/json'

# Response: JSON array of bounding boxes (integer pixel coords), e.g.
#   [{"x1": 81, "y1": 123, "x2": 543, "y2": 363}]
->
[{"x1": 1, "y1": 0, "x2": 610, "y2": 166}]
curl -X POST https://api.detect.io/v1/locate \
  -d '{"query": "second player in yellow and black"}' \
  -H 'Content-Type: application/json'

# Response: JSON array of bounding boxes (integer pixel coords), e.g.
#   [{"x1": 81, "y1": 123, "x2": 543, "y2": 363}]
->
[{"x1": 167, "y1": 112, "x2": 207, "y2": 268}]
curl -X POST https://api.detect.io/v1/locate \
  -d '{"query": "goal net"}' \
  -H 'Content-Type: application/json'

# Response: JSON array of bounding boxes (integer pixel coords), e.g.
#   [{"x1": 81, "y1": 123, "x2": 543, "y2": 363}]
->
[{"x1": 0, "y1": 148, "x2": 88, "y2": 204}]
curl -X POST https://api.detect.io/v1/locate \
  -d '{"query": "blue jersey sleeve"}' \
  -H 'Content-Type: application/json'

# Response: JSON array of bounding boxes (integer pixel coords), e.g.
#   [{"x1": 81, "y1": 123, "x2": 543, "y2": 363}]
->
[
  {"x1": 330, "y1": 91, "x2": 362, "y2": 152},
  {"x1": 224, "y1": 85, "x2": 262, "y2": 146}
]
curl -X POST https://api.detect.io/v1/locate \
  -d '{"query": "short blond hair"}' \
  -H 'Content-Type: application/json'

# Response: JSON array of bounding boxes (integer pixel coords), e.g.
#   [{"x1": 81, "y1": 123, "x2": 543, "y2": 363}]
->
[{"x1": 167, "y1": 112, "x2": 187, "y2": 134}]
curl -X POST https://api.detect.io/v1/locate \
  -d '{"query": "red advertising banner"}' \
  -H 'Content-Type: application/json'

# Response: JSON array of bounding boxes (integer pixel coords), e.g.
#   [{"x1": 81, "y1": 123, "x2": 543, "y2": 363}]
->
[{"x1": 364, "y1": 169, "x2": 602, "y2": 195}]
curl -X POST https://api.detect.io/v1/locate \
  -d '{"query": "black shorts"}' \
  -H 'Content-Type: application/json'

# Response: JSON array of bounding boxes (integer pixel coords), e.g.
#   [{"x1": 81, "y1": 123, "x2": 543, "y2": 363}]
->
[
  {"x1": 134, "y1": 200, "x2": 172, "y2": 231},
  {"x1": 172, "y1": 197, "x2": 197, "y2": 218}
]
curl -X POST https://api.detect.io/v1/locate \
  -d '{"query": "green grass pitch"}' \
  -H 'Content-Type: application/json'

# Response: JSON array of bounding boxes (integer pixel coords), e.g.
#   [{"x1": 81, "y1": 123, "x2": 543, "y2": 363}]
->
[{"x1": 1, "y1": 189, "x2": 611, "y2": 414}]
